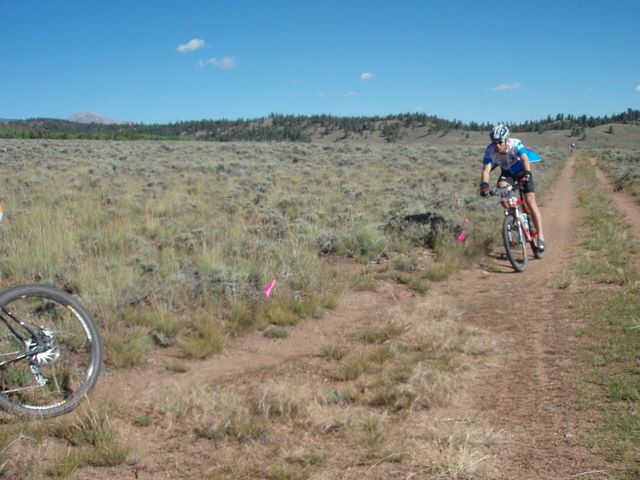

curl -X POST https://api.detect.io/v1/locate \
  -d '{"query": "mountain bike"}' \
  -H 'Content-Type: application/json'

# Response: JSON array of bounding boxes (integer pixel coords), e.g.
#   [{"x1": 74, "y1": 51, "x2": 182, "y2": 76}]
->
[
  {"x1": 0, "y1": 284, "x2": 102, "y2": 417},
  {"x1": 492, "y1": 181, "x2": 544, "y2": 272}
]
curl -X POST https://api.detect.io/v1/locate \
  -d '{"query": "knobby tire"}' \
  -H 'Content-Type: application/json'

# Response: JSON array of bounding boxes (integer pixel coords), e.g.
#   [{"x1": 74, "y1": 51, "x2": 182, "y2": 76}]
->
[
  {"x1": 0, "y1": 285, "x2": 102, "y2": 417},
  {"x1": 503, "y1": 214, "x2": 528, "y2": 272}
]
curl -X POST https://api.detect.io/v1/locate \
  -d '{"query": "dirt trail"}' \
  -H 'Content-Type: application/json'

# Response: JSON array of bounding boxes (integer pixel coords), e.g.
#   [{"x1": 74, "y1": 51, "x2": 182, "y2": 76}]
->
[
  {"x1": 98, "y1": 286, "x2": 412, "y2": 408},
  {"x1": 439, "y1": 153, "x2": 604, "y2": 478},
  {"x1": 85, "y1": 153, "x2": 623, "y2": 478},
  {"x1": 590, "y1": 156, "x2": 640, "y2": 236}
]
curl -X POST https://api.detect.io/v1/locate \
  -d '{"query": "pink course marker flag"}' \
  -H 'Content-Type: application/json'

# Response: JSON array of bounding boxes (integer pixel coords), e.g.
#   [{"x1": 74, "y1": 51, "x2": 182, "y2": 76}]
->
[
  {"x1": 456, "y1": 231, "x2": 466, "y2": 243},
  {"x1": 263, "y1": 279, "x2": 277, "y2": 297}
]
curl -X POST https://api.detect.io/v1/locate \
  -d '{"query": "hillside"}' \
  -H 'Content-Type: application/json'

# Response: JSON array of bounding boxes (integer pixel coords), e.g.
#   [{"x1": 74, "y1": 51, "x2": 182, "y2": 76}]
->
[{"x1": 1, "y1": 110, "x2": 639, "y2": 147}]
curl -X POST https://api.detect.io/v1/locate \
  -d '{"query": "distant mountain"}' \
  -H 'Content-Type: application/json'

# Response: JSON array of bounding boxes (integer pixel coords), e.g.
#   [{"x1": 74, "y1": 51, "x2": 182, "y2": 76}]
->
[{"x1": 68, "y1": 112, "x2": 132, "y2": 125}]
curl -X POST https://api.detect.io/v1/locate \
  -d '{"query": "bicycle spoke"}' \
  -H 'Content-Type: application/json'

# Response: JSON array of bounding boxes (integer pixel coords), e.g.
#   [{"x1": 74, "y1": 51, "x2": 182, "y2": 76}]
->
[
  {"x1": 0, "y1": 286, "x2": 102, "y2": 417},
  {"x1": 503, "y1": 214, "x2": 528, "y2": 272}
]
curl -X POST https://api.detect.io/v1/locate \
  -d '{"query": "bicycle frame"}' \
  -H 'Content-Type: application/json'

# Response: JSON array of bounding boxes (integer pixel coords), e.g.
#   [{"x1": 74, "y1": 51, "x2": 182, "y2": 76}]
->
[
  {"x1": 497, "y1": 184, "x2": 536, "y2": 242},
  {"x1": 0, "y1": 306, "x2": 47, "y2": 368}
]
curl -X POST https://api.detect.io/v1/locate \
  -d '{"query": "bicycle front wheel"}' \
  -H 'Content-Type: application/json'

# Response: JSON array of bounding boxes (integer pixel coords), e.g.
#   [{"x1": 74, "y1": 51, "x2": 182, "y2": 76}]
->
[
  {"x1": 503, "y1": 215, "x2": 528, "y2": 272},
  {"x1": 0, "y1": 285, "x2": 102, "y2": 417}
]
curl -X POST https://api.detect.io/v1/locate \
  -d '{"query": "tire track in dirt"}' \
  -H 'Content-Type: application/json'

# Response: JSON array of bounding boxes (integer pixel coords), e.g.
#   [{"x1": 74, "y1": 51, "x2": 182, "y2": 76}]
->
[
  {"x1": 94, "y1": 283, "x2": 413, "y2": 414},
  {"x1": 590, "y1": 156, "x2": 640, "y2": 236},
  {"x1": 440, "y1": 154, "x2": 604, "y2": 479}
]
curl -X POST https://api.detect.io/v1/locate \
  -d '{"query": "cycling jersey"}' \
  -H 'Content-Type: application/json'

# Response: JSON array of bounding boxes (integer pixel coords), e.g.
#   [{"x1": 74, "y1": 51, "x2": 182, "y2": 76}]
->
[{"x1": 482, "y1": 138, "x2": 526, "y2": 175}]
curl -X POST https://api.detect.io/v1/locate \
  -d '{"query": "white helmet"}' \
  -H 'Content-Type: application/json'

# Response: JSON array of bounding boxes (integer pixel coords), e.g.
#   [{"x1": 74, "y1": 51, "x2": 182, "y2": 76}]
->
[{"x1": 489, "y1": 124, "x2": 509, "y2": 142}]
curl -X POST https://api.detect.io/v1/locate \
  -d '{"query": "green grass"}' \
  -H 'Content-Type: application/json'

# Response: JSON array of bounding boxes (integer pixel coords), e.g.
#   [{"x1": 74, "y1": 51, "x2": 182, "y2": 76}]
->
[
  {"x1": 320, "y1": 344, "x2": 347, "y2": 361},
  {"x1": 264, "y1": 327, "x2": 290, "y2": 339},
  {"x1": 334, "y1": 352, "x2": 368, "y2": 381},
  {"x1": 180, "y1": 312, "x2": 226, "y2": 359},
  {"x1": 104, "y1": 326, "x2": 155, "y2": 367},
  {"x1": 573, "y1": 156, "x2": 640, "y2": 476}
]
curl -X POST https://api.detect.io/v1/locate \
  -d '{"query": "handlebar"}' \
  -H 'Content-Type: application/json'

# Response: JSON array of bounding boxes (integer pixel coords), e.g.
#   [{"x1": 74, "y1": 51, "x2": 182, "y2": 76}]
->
[{"x1": 485, "y1": 185, "x2": 513, "y2": 197}]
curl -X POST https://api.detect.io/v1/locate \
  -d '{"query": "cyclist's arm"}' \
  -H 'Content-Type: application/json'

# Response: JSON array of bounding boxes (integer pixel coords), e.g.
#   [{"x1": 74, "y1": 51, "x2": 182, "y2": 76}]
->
[
  {"x1": 481, "y1": 162, "x2": 492, "y2": 183},
  {"x1": 519, "y1": 152, "x2": 531, "y2": 172}
]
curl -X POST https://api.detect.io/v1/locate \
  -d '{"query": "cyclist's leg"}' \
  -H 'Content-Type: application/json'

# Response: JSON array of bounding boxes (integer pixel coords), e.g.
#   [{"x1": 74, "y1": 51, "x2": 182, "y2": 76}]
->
[
  {"x1": 497, "y1": 170, "x2": 513, "y2": 188},
  {"x1": 497, "y1": 172, "x2": 514, "y2": 208},
  {"x1": 523, "y1": 178, "x2": 544, "y2": 245}
]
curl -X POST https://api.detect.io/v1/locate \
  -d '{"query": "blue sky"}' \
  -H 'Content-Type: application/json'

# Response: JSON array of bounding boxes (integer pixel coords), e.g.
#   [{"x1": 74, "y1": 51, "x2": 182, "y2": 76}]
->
[{"x1": 1, "y1": 0, "x2": 638, "y2": 124}]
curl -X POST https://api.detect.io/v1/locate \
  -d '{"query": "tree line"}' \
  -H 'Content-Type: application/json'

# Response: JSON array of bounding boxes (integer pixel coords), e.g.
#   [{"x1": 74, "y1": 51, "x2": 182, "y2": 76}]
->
[{"x1": 1, "y1": 109, "x2": 638, "y2": 142}]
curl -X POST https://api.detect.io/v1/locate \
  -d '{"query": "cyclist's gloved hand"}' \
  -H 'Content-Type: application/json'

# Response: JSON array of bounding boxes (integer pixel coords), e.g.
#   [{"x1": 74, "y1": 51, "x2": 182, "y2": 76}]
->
[
  {"x1": 479, "y1": 182, "x2": 491, "y2": 197},
  {"x1": 520, "y1": 170, "x2": 532, "y2": 183}
]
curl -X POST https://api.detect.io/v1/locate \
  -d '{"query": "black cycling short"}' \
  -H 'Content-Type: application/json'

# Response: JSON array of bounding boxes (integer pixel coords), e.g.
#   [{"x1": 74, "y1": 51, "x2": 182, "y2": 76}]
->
[{"x1": 498, "y1": 170, "x2": 535, "y2": 194}]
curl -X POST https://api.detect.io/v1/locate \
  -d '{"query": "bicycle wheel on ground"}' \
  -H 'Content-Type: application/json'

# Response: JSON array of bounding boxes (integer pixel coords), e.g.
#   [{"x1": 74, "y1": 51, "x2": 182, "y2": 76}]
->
[
  {"x1": 503, "y1": 215, "x2": 528, "y2": 272},
  {"x1": 527, "y1": 220, "x2": 545, "y2": 260},
  {"x1": 530, "y1": 239, "x2": 545, "y2": 259},
  {"x1": 0, "y1": 285, "x2": 102, "y2": 418}
]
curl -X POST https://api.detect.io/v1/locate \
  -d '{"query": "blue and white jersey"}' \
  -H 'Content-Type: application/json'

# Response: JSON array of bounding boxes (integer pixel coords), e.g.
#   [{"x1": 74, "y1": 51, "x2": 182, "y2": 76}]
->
[{"x1": 482, "y1": 137, "x2": 527, "y2": 174}]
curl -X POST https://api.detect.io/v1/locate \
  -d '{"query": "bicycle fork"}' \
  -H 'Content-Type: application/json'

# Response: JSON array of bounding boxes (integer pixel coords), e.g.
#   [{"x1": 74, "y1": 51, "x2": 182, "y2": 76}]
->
[{"x1": 505, "y1": 208, "x2": 533, "y2": 243}]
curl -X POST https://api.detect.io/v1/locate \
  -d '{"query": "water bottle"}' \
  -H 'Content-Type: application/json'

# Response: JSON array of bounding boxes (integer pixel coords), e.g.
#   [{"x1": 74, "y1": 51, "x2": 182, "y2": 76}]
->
[{"x1": 522, "y1": 213, "x2": 529, "y2": 231}]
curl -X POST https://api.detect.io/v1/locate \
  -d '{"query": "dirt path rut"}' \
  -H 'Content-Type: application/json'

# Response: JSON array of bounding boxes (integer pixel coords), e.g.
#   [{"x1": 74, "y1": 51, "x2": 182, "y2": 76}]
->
[
  {"x1": 590, "y1": 156, "x2": 640, "y2": 236},
  {"x1": 442, "y1": 154, "x2": 604, "y2": 479}
]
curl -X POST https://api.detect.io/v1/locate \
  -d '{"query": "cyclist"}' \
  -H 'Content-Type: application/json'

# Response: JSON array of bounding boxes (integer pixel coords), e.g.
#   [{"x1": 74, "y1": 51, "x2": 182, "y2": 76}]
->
[{"x1": 479, "y1": 125, "x2": 545, "y2": 252}]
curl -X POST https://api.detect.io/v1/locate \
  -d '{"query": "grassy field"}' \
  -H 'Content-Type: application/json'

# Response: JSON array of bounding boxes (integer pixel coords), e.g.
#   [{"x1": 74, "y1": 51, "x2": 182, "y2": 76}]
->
[
  {"x1": 0, "y1": 137, "x2": 566, "y2": 478},
  {"x1": 0, "y1": 138, "x2": 563, "y2": 367},
  {"x1": 572, "y1": 154, "x2": 640, "y2": 478},
  {"x1": 596, "y1": 148, "x2": 640, "y2": 200}
]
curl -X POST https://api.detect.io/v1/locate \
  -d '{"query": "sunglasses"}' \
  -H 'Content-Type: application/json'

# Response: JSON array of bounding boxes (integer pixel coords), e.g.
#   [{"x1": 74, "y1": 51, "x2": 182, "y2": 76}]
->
[{"x1": 492, "y1": 140, "x2": 505, "y2": 145}]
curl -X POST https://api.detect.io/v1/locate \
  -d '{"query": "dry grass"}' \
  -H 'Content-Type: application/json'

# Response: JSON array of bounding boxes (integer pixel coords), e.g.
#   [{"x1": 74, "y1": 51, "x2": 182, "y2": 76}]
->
[
  {"x1": 406, "y1": 415, "x2": 505, "y2": 479},
  {"x1": 123, "y1": 292, "x2": 499, "y2": 478},
  {"x1": 0, "y1": 137, "x2": 562, "y2": 477},
  {"x1": 0, "y1": 138, "x2": 562, "y2": 370},
  {"x1": 0, "y1": 397, "x2": 129, "y2": 479}
]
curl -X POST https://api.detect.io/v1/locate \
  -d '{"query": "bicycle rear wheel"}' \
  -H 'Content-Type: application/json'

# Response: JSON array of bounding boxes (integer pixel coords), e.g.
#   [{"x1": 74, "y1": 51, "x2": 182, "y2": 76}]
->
[
  {"x1": 503, "y1": 215, "x2": 528, "y2": 272},
  {"x1": 526, "y1": 219, "x2": 545, "y2": 260},
  {"x1": 0, "y1": 285, "x2": 102, "y2": 417},
  {"x1": 530, "y1": 239, "x2": 545, "y2": 259}
]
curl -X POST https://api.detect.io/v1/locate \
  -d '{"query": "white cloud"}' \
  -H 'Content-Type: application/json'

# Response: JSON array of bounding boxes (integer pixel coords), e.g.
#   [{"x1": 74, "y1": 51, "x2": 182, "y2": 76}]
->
[
  {"x1": 345, "y1": 91, "x2": 357, "y2": 96},
  {"x1": 177, "y1": 38, "x2": 205, "y2": 53},
  {"x1": 360, "y1": 72, "x2": 373, "y2": 81},
  {"x1": 490, "y1": 82, "x2": 522, "y2": 91},
  {"x1": 205, "y1": 57, "x2": 237, "y2": 70},
  {"x1": 635, "y1": 84, "x2": 640, "y2": 92}
]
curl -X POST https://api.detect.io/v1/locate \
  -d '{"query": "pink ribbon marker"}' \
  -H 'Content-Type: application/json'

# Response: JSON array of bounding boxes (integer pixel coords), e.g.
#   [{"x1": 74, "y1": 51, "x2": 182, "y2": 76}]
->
[
  {"x1": 456, "y1": 231, "x2": 466, "y2": 243},
  {"x1": 263, "y1": 279, "x2": 277, "y2": 297}
]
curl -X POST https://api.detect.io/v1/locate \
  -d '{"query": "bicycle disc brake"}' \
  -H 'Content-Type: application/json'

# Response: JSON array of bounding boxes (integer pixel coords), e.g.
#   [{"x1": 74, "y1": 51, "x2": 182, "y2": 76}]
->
[{"x1": 26, "y1": 328, "x2": 61, "y2": 366}]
